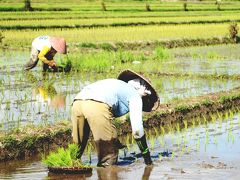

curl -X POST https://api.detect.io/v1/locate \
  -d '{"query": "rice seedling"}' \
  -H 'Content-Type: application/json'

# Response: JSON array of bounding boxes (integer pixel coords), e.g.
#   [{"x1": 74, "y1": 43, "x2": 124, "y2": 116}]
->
[
  {"x1": 183, "y1": 120, "x2": 188, "y2": 131},
  {"x1": 160, "y1": 126, "x2": 165, "y2": 135},
  {"x1": 149, "y1": 133, "x2": 156, "y2": 151},
  {"x1": 42, "y1": 143, "x2": 90, "y2": 168},
  {"x1": 85, "y1": 142, "x2": 93, "y2": 164},
  {"x1": 2, "y1": 23, "x2": 230, "y2": 48}
]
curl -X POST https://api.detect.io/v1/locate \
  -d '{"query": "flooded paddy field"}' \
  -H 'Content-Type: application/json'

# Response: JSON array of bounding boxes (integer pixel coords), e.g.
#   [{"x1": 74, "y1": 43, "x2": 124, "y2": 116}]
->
[
  {"x1": 1, "y1": 65, "x2": 240, "y2": 132},
  {"x1": 0, "y1": 46, "x2": 240, "y2": 132},
  {"x1": 0, "y1": 43, "x2": 240, "y2": 179},
  {"x1": 1, "y1": 45, "x2": 240, "y2": 132},
  {"x1": 0, "y1": 110, "x2": 240, "y2": 179}
]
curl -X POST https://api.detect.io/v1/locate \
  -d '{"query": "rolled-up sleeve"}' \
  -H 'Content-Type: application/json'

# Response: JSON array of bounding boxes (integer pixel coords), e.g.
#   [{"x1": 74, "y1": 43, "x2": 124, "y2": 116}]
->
[{"x1": 129, "y1": 95, "x2": 144, "y2": 139}]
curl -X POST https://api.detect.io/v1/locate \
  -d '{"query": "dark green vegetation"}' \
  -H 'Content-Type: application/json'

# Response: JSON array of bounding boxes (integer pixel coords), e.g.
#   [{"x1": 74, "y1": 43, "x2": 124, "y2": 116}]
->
[{"x1": 1, "y1": 85, "x2": 240, "y2": 161}]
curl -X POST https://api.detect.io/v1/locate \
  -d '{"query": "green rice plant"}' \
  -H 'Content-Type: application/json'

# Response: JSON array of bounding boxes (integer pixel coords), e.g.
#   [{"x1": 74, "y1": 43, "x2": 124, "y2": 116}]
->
[
  {"x1": 0, "y1": 31, "x2": 4, "y2": 44},
  {"x1": 210, "y1": 113, "x2": 217, "y2": 123},
  {"x1": 171, "y1": 151, "x2": 175, "y2": 159},
  {"x1": 183, "y1": 120, "x2": 188, "y2": 131},
  {"x1": 179, "y1": 145, "x2": 186, "y2": 157},
  {"x1": 153, "y1": 46, "x2": 170, "y2": 61},
  {"x1": 191, "y1": 118, "x2": 196, "y2": 129},
  {"x1": 42, "y1": 144, "x2": 89, "y2": 168},
  {"x1": 203, "y1": 115, "x2": 208, "y2": 125},
  {"x1": 153, "y1": 127, "x2": 159, "y2": 137},
  {"x1": 158, "y1": 154, "x2": 163, "y2": 161},
  {"x1": 202, "y1": 99, "x2": 213, "y2": 106},
  {"x1": 3, "y1": 23, "x2": 230, "y2": 48},
  {"x1": 229, "y1": 21, "x2": 238, "y2": 42},
  {"x1": 225, "y1": 111, "x2": 229, "y2": 120},
  {"x1": 217, "y1": 110, "x2": 223, "y2": 123},
  {"x1": 176, "y1": 123, "x2": 180, "y2": 133},
  {"x1": 160, "y1": 126, "x2": 165, "y2": 135},
  {"x1": 229, "y1": 109, "x2": 234, "y2": 119},
  {"x1": 167, "y1": 124, "x2": 173, "y2": 134},
  {"x1": 149, "y1": 134, "x2": 156, "y2": 151},
  {"x1": 206, "y1": 51, "x2": 220, "y2": 60}
]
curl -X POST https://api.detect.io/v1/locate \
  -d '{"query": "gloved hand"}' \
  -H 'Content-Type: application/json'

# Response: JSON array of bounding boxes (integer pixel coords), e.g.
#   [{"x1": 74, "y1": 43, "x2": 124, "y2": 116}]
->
[
  {"x1": 142, "y1": 151, "x2": 152, "y2": 165},
  {"x1": 135, "y1": 134, "x2": 153, "y2": 165}
]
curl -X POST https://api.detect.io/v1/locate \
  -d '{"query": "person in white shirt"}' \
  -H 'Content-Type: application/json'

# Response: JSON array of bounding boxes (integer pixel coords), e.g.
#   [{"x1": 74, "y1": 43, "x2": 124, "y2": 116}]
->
[
  {"x1": 24, "y1": 35, "x2": 67, "y2": 72},
  {"x1": 71, "y1": 69, "x2": 160, "y2": 166}
]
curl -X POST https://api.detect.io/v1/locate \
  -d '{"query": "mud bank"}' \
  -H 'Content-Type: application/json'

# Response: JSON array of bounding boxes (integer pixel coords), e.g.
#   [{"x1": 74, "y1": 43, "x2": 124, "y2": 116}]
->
[
  {"x1": 1, "y1": 36, "x2": 236, "y2": 52},
  {"x1": 118, "y1": 86, "x2": 240, "y2": 135},
  {"x1": 75, "y1": 37, "x2": 235, "y2": 51},
  {"x1": 0, "y1": 86, "x2": 240, "y2": 162}
]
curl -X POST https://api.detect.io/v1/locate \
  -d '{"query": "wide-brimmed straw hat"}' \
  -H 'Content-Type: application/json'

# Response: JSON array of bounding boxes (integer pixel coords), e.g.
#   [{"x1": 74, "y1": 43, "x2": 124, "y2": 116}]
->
[
  {"x1": 118, "y1": 69, "x2": 160, "y2": 112},
  {"x1": 49, "y1": 37, "x2": 67, "y2": 54}
]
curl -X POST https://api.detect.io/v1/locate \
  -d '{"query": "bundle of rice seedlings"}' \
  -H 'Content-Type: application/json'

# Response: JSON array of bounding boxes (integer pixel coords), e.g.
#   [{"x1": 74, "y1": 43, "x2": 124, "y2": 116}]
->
[{"x1": 42, "y1": 144, "x2": 91, "y2": 169}]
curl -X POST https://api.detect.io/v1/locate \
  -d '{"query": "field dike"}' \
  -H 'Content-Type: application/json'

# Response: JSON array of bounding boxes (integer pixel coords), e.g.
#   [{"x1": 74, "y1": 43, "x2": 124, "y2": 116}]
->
[
  {"x1": 1, "y1": 19, "x2": 240, "y2": 30},
  {"x1": 75, "y1": 37, "x2": 235, "y2": 51},
  {"x1": 0, "y1": 86, "x2": 240, "y2": 162},
  {"x1": 1, "y1": 36, "x2": 237, "y2": 52}
]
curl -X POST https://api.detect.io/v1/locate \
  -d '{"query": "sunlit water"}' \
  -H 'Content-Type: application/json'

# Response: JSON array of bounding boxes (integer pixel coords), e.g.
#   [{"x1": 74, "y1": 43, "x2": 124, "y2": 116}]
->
[
  {"x1": 1, "y1": 50, "x2": 240, "y2": 132},
  {"x1": 0, "y1": 111, "x2": 239, "y2": 179}
]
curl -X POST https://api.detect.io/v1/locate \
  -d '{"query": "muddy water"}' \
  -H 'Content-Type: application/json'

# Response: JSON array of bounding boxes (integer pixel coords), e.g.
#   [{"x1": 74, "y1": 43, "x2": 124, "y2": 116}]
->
[
  {"x1": 0, "y1": 111, "x2": 240, "y2": 179},
  {"x1": 1, "y1": 49, "x2": 240, "y2": 132},
  {"x1": 1, "y1": 68, "x2": 240, "y2": 132}
]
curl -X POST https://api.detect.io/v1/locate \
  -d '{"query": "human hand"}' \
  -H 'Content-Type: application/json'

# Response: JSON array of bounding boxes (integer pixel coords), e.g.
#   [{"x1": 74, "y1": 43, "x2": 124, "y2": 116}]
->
[{"x1": 48, "y1": 60, "x2": 56, "y2": 67}]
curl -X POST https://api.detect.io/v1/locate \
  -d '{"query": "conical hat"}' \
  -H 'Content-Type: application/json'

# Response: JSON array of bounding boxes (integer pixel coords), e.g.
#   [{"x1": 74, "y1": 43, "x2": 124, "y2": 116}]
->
[
  {"x1": 118, "y1": 69, "x2": 160, "y2": 112},
  {"x1": 49, "y1": 37, "x2": 67, "y2": 54}
]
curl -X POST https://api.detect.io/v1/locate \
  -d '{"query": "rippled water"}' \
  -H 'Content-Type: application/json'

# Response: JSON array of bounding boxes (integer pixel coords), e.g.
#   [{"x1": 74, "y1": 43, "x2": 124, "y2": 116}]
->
[
  {"x1": 0, "y1": 110, "x2": 240, "y2": 179},
  {"x1": 1, "y1": 49, "x2": 240, "y2": 132}
]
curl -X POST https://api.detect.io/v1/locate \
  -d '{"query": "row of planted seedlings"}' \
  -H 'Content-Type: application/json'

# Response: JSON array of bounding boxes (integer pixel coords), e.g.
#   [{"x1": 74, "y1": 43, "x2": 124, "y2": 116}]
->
[
  {"x1": 2, "y1": 14, "x2": 240, "y2": 30},
  {"x1": 77, "y1": 108, "x2": 240, "y2": 165},
  {"x1": 1, "y1": 45, "x2": 240, "y2": 133},
  {"x1": 1, "y1": 64, "x2": 240, "y2": 133},
  {"x1": 1, "y1": 44, "x2": 240, "y2": 76},
  {"x1": 1, "y1": 0, "x2": 240, "y2": 12},
  {"x1": 1, "y1": 82, "x2": 240, "y2": 163},
  {"x1": 1, "y1": 10, "x2": 240, "y2": 21},
  {"x1": 2, "y1": 22, "x2": 237, "y2": 49}
]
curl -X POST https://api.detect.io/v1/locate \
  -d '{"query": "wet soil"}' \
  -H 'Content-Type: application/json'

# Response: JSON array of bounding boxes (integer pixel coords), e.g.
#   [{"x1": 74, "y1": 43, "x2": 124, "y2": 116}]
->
[
  {"x1": 0, "y1": 86, "x2": 240, "y2": 162},
  {"x1": 1, "y1": 110, "x2": 240, "y2": 179}
]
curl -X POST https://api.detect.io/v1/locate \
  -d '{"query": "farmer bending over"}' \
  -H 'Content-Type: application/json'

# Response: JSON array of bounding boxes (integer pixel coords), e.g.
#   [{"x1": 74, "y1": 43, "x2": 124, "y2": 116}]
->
[
  {"x1": 71, "y1": 69, "x2": 160, "y2": 166},
  {"x1": 24, "y1": 35, "x2": 67, "y2": 72}
]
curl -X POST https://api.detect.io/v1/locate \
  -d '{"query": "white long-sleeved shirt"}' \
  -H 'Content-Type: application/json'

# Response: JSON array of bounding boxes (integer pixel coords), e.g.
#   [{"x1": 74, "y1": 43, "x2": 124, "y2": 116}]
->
[
  {"x1": 32, "y1": 36, "x2": 51, "y2": 51},
  {"x1": 74, "y1": 79, "x2": 144, "y2": 138}
]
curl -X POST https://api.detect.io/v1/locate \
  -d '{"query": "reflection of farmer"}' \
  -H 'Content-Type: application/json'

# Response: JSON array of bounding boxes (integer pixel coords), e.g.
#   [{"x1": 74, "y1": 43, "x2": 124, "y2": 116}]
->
[
  {"x1": 25, "y1": 71, "x2": 66, "y2": 108},
  {"x1": 24, "y1": 35, "x2": 67, "y2": 72},
  {"x1": 71, "y1": 69, "x2": 160, "y2": 166},
  {"x1": 34, "y1": 84, "x2": 66, "y2": 108}
]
